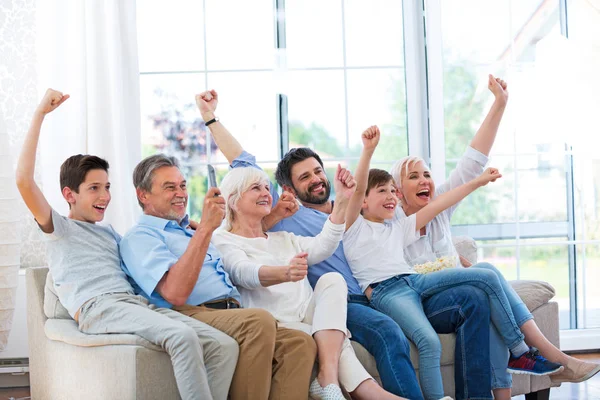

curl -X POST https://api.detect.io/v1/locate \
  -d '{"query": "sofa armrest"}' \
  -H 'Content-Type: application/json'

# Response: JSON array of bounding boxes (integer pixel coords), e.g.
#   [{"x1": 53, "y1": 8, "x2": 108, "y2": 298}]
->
[
  {"x1": 509, "y1": 280, "x2": 556, "y2": 312},
  {"x1": 44, "y1": 319, "x2": 162, "y2": 351}
]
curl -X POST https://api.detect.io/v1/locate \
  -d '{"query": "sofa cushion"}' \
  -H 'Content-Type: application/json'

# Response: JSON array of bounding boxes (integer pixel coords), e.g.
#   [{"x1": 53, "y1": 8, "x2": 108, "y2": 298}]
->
[
  {"x1": 509, "y1": 280, "x2": 555, "y2": 312},
  {"x1": 44, "y1": 318, "x2": 162, "y2": 351},
  {"x1": 43, "y1": 272, "x2": 71, "y2": 320}
]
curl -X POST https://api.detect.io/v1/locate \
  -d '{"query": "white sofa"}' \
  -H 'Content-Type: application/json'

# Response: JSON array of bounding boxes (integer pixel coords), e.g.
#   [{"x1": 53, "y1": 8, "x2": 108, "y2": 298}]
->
[{"x1": 26, "y1": 243, "x2": 561, "y2": 399}]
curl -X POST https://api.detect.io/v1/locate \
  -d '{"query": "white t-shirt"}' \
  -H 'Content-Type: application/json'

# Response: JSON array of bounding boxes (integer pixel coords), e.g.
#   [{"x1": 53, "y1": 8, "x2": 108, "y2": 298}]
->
[
  {"x1": 343, "y1": 214, "x2": 420, "y2": 292},
  {"x1": 212, "y1": 219, "x2": 344, "y2": 323},
  {"x1": 398, "y1": 146, "x2": 488, "y2": 268}
]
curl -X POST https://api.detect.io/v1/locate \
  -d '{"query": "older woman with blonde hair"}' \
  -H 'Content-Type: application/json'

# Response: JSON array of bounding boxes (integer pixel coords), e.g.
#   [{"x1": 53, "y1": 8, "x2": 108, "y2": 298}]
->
[
  {"x1": 391, "y1": 75, "x2": 600, "y2": 399},
  {"x1": 212, "y1": 166, "x2": 407, "y2": 400}
]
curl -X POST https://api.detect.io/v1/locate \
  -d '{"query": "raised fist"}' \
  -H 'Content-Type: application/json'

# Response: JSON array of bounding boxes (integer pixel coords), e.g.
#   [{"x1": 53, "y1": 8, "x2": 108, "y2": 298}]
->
[
  {"x1": 36, "y1": 89, "x2": 69, "y2": 115},
  {"x1": 195, "y1": 90, "x2": 219, "y2": 120}
]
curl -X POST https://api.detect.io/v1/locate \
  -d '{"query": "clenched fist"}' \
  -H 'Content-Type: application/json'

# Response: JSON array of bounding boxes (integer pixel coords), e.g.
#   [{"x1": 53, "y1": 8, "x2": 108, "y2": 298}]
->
[
  {"x1": 284, "y1": 252, "x2": 309, "y2": 282},
  {"x1": 195, "y1": 90, "x2": 219, "y2": 121},
  {"x1": 36, "y1": 89, "x2": 69, "y2": 115},
  {"x1": 198, "y1": 187, "x2": 226, "y2": 232},
  {"x1": 362, "y1": 125, "x2": 380, "y2": 151},
  {"x1": 475, "y1": 167, "x2": 502, "y2": 187}
]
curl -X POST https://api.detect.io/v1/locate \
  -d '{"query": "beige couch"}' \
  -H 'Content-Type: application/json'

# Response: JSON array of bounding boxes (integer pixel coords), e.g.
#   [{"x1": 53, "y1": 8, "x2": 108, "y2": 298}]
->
[{"x1": 27, "y1": 262, "x2": 561, "y2": 399}]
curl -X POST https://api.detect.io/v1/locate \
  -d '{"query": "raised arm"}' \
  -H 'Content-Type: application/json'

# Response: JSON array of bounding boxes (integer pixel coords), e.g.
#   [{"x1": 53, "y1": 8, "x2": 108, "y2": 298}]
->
[
  {"x1": 345, "y1": 126, "x2": 380, "y2": 230},
  {"x1": 195, "y1": 90, "x2": 243, "y2": 164},
  {"x1": 155, "y1": 187, "x2": 225, "y2": 305},
  {"x1": 16, "y1": 89, "x2": 70, "y2": 233},
  {"x1": 415, "y1": 167, "x2": 501, "y2": 230},
  {"x1": 469, "y1": 75, "x2": 508, "y2": 156}
]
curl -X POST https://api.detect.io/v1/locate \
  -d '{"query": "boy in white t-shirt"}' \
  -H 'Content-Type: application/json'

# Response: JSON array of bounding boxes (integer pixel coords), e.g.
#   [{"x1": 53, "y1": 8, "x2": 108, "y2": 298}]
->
[{"x1": 342, "y1": 126, "x2": 563, "y2": 400}]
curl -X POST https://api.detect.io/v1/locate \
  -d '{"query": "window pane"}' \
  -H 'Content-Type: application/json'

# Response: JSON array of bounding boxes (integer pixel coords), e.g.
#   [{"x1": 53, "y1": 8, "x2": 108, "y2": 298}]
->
[
  {"x1": 137, "y1": 0, "x2": 204, "y2": 72},
  {"x1": 206, "y1": 72, "x2": 279, "y2": 161},
  {"x1": 286, "y1": 70, "x2": 347, "y2": 157},
  {"x1": 577, "y1": 244, "x2": 600, "y2": 329},
  {"x1": 346, "y1": 69, "x2": 407, "y2": 161},
  {"x1": 519, "y1": 239, "x2": 570, "y2": 330},
  {"x1": 344, "y1": 0, "x2": 404, "y2": 67},
  {"x1": 517, "y1": 153, "x2": 568, "y2": 222},
  {"x1": 448, "y1": 155, "x2": 516, "y2": 225},
  {"x1": 205, "y1": 0, "x2": 275, "y2": 70},
  {"x1": 285, "y1": 0, "x2": 343, "y2": 68},
  {"x1": 140, "y1": 73, "x2": 215, "y2": 163}
]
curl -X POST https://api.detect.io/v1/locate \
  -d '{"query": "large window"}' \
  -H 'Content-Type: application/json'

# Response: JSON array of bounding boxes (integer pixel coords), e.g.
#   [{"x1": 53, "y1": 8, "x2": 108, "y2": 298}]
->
[{"x1": 137, "y1": 0, "x2": 600, "y2": 336}]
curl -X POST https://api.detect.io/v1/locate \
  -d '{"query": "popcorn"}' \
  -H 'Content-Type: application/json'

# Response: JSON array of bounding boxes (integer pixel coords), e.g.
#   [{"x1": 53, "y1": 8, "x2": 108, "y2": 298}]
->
[{"x1": 412, "y1": 256, "x2": 458, "y2": 274}]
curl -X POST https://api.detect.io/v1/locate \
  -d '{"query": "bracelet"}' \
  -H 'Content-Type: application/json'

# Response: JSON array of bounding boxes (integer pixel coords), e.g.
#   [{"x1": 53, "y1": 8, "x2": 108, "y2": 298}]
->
[{"x1": 205, "y1": 117, "x2": 219, "y2": 127}]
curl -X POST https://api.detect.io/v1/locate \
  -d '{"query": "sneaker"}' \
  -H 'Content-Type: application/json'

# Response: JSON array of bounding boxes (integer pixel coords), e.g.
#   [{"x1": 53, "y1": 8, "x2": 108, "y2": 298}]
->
[
  {"x1": 507, "y1": 347, "x2": 564, "y2": 376},
  {"x1": 550, "y1": 357, "x2": 600, "y2": 383},
  {"x1": 309, "y1": 378, "x2": 345, "y2": 400}
]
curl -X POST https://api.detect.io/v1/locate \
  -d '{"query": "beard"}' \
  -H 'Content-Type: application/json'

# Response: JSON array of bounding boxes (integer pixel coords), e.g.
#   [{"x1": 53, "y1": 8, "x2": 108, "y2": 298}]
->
[{"x1": 295, "y1": 180, "x2": 331, "y2": 205}]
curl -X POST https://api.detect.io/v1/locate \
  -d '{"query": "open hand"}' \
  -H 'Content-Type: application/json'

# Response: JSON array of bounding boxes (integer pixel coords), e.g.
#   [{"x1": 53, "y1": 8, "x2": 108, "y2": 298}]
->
[
  {"x1": 195, "y1": 90, "x2": 219, "y2": 119},
  {"x1": 333, "y1": 164, "x2": 357, "y2": 201},
  {"x1": 488, "y1": 75, "x2": 508, "y2": 104},
  {"x1": 36, "y1": 89, "x2": 69, "y2": 115},
  {"x1": 362, "y1": 125, "x2": 380, "y2": 151},
  {"x1": 476, "y1": 167, "x2": 502, "y2": 187},
  {"x1": 285, "y1": 252, "x2": 308, "y2": 282}
]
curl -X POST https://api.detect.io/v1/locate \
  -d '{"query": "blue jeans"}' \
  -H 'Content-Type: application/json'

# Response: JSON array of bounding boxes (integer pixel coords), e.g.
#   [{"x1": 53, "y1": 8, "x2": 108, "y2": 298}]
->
[
  {"x1": 347, "y1": 296, "x2": 424, "y2": 400},
  {"x1": 423, "y1": 286, "x2": 493, "y2": 400},
  {"x1": 473, "y1": 262, "x2": 534, "y2": 390},
  {"x1": 370, "y1": 269, "x2": 525, "y2": 400}
]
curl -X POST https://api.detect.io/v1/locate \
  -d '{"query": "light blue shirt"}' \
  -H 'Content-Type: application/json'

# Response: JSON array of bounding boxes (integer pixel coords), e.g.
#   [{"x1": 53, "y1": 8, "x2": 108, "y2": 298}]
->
[
  {"x1": 120, "y1": 214, "x2": 240, "y2": 308},
  {"x1": 232, "y1": 151, "x2": 364, "y2": 295}
]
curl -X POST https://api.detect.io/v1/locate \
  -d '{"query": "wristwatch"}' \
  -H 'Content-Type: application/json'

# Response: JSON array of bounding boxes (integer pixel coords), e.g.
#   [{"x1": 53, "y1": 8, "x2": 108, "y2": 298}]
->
[{"x1": 205, "y1": 117, "x2": 219, "y2": 127}]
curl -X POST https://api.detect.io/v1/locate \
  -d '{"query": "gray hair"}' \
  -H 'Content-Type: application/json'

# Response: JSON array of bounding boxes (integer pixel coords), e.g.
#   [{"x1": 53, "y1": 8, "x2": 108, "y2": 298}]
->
[
  {"x1": 219, "y1": 167, "x2": 271, "y2": 231},
  {"x1": 389, "y1": 155, "x2": 428, "y2": 189},
  {"x1": 133, "y1": 154, "x2": 180, "y2": 209}
]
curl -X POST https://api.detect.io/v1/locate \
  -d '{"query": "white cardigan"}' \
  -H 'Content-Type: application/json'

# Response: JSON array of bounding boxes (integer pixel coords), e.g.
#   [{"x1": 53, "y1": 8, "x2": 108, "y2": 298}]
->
[{"x1": 212, "y1": 219, "x2": 345, "y2": 323}]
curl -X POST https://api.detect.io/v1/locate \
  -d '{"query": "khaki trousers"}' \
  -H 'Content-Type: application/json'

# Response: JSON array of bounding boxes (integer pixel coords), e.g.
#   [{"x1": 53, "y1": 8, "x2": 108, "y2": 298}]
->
[{"x1": 174, "y1": 305, "x2": 317, "y2": 400}]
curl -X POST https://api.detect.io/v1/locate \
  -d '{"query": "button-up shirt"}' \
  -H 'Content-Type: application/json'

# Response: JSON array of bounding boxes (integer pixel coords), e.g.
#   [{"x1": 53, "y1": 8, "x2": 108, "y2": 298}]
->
[{"x1": 120, "y1": 214, "x2": 240, "y2": 308}]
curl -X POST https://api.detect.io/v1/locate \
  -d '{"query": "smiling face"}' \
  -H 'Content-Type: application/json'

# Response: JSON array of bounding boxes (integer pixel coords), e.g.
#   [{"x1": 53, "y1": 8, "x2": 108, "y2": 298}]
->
[
  {"x1": 64, "y1": 169, "x2": 111, "y2": 223},
  {"x1": 287, "y1": 157, "x2": 331, "y2": 205},
  {"x1": 362, "y1": 177, "x2": 398, "y2": 222},
  {"x1": 233, "y1": 179, "x2": 273, "y2": 219},
  {"x1": 138, "y1": 166, "x2": 188, "y2": 221},
  {"x1": 398, "y1": 160, "x2": 436, "y2": 215}
]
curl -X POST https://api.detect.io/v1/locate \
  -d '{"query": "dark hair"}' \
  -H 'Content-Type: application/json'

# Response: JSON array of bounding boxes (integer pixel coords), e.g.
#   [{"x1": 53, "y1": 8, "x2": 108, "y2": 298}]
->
[
  {"x1": 366, "y1": 169, "x2": 393, "y2": 196},
  {"x1": 275, "y1": 147, "x2": 324, "y2": 188},
  {"x1": 132, "y1": 154, "x2": 180, "y2": 209},
  {"x1": 59, "y1": 155, "x2": 109, "y2": 193}
]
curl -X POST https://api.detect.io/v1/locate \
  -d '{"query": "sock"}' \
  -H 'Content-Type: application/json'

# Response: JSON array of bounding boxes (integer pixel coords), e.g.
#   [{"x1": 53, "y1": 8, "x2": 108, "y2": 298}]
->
[{"x1": 510, "y1": 341, "x2": 530, "y2": 357}]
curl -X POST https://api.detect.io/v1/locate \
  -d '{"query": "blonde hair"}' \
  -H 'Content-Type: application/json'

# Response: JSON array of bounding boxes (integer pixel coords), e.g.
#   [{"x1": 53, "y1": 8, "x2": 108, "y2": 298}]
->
[
  {"x1": 389, "y1": 156, "x2": 428, "y2": 188},
  {"x1": 219, "y1": 167, "x2": 271, "y2": 231}
]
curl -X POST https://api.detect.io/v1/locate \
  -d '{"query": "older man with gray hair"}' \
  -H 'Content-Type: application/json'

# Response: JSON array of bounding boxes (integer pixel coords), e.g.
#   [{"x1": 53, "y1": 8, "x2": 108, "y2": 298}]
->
[{"x1": 120, "y1": 154, "x2": 317, "y2": 400}]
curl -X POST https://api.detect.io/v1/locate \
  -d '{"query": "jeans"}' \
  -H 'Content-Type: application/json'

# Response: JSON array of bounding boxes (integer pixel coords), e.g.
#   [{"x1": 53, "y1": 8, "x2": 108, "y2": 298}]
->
[
  {"x1": 473, "y1": 262, "x2": 534, "y2": 389},
  {"x1": 347, "y1": 295, "x2": 424, "y2": 400},
  {"x1": 424, "y1": 286, "x2": 493, "y2": 400},
  {"x1": 370, "y1": 269, "x2": 525, "y2": 400}
]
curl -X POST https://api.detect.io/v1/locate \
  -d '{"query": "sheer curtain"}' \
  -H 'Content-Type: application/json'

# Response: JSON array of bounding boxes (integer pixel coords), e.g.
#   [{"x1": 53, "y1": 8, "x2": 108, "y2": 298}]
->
[{"x1": 36, "y1": 0, "x2": 141, "y2": 234}]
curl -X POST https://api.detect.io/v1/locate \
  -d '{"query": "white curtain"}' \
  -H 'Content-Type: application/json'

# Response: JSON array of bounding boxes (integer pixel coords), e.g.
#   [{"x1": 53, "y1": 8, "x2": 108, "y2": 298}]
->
[
  {"x1": 0, "y1": 107, "x2": 20, "y2": 350},
  {"x1": 36, "y1": 0, "x2": 141, "y2": 235}
]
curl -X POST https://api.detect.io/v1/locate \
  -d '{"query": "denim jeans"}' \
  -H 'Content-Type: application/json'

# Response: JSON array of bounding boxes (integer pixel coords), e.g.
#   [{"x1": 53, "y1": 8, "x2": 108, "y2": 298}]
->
[
  {"x1": 423, "y1": 286, "x2": 493, "y2": 400},
  {"x1": 473, "y1": 262, "x2": 534, "y2": 390},
  {"x1": 370, "y1": 268, "x2": 525, "y2": 400},
  {"x1": 347, "y1": 295, "x2": 424, "y2": 400}
]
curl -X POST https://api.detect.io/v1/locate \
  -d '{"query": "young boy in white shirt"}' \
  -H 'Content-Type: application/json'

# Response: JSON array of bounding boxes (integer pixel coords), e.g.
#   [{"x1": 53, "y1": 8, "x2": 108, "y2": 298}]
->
[{"x1": 342, "y1": 125, "x2": 562, "y2": 400}]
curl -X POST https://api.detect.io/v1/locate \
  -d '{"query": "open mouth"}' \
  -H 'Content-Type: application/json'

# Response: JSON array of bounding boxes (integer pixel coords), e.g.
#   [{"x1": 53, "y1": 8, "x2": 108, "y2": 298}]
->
[
  {"x1": 171, "y1": 201, "x2": 186, "y2": 208},
  {"x1": 256, "y1": 200, "x2": 270, "y2": 206},
  {"x1": 383, "y1": 203, "x2": 396, "y2": 211},
  {"x1": 417, "y1": 189, "x2": 430, "y2": 200},
  {"x1": 93, "y1": 205, "x2": 106, "y2": 213},
  {"x1": 309, "y1": 182, "x2": 326, "y2": 193}
]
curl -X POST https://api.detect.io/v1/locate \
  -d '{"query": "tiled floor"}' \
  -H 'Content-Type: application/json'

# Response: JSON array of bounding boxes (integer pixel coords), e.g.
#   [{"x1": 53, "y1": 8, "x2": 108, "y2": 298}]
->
[{"x1": 0, "y1": 354, "x2": 598, "y2": 399}]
